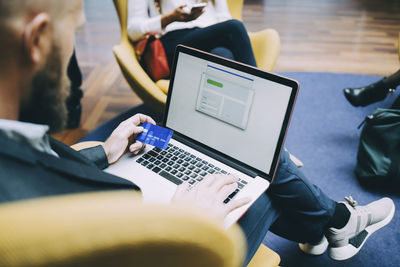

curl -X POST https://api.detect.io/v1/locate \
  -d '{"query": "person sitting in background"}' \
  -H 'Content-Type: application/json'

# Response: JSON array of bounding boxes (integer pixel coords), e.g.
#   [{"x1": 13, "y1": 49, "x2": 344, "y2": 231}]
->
[
  {"x1": 343, "y1": 68, "x2": 400, "y2": 108},
  {"x1": 0, "y1": 0, "x2": 395, "y2": 264},
  {"x1": 128, "y1": 0, "x2": 257, "y2": 67},
  {"x1": 66, "y1": 49, "x2": 84, "y2": 129}
]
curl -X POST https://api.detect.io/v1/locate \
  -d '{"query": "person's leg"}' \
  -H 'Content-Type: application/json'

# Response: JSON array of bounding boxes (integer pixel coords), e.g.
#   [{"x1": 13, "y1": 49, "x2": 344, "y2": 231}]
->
[
  {"x1": 238, "y1": 192, "x2": 280, "y2": 266},
  {"x1": 160, "y1": 19, "x2": 257, "y2": 67},
  {"x1": 268, "y1": 151, "x2": 394, "y2": 260},
  {"x1": 238, "y1": 150, "x2": 337, "y2": 264},
  {"x1": 238, "y1": 149, "x2": 394, "y2": 262},
  {"x1": 267, "y1": 150, "x2": 337, "y2": 244},
  {"x1": 210, "y1": 47, "x2": 235, "y2": 60},
  {"x1": 383, "y1": 68, "x2": 400, "y2": 87},
  {"x1": 66, "y1": 49, "x2": 84, "y2": 129},
  {"x1": 160, "y1": 28, "x2": 194, "y2": 67},
  {"x1": 385, "y1": 69, "x2": 400, "y2": 109},
  {"x1": 343, "y1": 68, "x2": 400, "y2": 107}
]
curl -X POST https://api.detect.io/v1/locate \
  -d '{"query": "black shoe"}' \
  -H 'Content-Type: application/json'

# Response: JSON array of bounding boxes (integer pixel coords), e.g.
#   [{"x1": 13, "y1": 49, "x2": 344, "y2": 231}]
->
[{"x1": 343, "y1": 78, "x2": 392, "y2": 107}]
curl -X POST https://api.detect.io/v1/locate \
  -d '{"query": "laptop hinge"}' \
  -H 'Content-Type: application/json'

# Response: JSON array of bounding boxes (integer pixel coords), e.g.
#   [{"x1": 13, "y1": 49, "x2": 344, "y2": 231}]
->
[{"x1": 173, "y1": 134, "x2": 258, "y2": 178}]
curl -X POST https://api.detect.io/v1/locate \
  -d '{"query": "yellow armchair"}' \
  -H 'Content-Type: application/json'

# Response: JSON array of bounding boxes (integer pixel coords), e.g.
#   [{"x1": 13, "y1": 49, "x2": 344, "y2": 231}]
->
[
  {"x1": 112, "y1": 0, "x2": 280, "y2": 114},
  {"x1": 0, "y1": 191, "x2": 247, "y2": 267},
  {"x1": 0, "y1": 191, "x2": 281, "y2": 267}
]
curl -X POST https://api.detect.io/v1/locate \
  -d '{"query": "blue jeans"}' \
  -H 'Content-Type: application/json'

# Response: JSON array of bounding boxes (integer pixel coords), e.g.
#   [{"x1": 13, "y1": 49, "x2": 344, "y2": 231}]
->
[
  {"x1": 238, "y1": 150, "x2": 336, "y2": 265},
  {"x1": 160, "y1": 19, "x2": 257, "y2": 67}
]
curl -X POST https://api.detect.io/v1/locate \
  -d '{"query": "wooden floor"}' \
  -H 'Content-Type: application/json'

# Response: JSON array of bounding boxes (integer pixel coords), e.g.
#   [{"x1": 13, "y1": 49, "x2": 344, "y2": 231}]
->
[{"x1": 53, "y1": 0, "x2": 400, "y2": 145}]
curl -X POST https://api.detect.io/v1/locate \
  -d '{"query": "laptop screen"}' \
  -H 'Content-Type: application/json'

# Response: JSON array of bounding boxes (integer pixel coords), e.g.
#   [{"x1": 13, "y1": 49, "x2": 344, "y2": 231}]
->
[{"x1": 164, "y1": 46, "x2": 298, "y2": 180}]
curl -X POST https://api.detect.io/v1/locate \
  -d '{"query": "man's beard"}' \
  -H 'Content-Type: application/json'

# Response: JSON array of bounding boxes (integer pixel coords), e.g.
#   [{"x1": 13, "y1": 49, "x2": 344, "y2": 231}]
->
[{"x1": 19, "y1": 45, "x2": 70, "y2": 134}]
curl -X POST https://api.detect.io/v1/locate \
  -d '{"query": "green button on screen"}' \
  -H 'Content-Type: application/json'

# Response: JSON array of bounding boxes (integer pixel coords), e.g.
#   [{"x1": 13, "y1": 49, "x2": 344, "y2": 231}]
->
[{"x1": 207, "y1": 79, "x2": 223, "y2": 88}]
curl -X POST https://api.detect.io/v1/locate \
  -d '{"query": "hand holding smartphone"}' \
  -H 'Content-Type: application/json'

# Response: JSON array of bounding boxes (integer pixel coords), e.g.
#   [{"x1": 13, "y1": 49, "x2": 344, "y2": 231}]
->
[{"x1": 190, "y1": 2, "x2": 207, "y2": 14}]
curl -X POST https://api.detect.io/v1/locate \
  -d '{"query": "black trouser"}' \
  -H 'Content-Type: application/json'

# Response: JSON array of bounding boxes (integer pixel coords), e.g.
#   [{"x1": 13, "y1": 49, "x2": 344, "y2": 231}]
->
[
  {"x1": 66, "y1": 50, "x2": 83, "y2": 129},
  {"x1": 160, "y1": 19, "x2": 257, "y2": 68}
]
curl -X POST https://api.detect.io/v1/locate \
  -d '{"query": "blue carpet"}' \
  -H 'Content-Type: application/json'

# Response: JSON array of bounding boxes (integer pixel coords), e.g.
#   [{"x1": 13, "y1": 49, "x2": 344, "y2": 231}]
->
[
  {"x1": 263, "y1": 72, "x2": 400, "y2": 267},
  {"x1": 83, "y1": 72, "x2": 400, "y2": 266}
]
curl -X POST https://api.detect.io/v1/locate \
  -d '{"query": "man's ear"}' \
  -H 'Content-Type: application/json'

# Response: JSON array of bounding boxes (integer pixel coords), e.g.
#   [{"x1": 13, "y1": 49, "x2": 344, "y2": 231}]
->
[{"x1": 23, "y1": 13, "x2": 51, "y2": 64}]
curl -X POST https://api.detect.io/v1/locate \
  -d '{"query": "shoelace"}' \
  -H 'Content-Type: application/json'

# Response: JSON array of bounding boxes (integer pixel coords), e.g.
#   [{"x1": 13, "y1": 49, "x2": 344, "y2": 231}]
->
[{"x1": 345, "y1": 195, "x2": 358, "y2": 208}]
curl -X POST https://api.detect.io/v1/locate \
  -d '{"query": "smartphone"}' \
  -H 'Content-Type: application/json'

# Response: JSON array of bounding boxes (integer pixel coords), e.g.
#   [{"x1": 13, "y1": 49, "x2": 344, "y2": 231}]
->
[{"x1": 191, "y1": 2, "x2": 207, "y2": 13}]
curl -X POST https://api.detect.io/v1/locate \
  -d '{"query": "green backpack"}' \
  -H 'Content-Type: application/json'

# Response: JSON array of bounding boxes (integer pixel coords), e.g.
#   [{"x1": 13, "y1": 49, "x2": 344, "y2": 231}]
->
[{"x1": 355, "y1": 108, "x2": 400, "y2": 185}]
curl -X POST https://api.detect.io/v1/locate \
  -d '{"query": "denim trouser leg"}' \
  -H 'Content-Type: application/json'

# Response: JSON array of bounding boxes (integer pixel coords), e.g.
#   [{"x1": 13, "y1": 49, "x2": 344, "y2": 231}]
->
[
  {"x1": 238, "y1": 150, "x2": 336, "y2": 265},
  {"x1": 238, "y1": 192, "x2": 280, "y2": 266},
  {"x1": 268, "y1": 150, "x2": 336, "y2": 244},
  {"x1": 160, "y1": 19, "x2": 257, "y2": 67}
]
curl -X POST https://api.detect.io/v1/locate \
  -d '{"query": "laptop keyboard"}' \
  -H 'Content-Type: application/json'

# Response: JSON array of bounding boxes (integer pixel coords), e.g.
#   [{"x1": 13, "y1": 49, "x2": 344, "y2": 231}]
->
[{"x1": 136, "y1": 143, "x2": 248, "y2": 203}]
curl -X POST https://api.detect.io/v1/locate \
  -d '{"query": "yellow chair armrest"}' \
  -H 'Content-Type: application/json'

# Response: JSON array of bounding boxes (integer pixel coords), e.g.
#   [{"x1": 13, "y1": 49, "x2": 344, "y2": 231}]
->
[
  {"x1": 247, "y1": 244, "x2": 280, "y2": 267},
  {"x1": 113, "y1": 41, "x2": 167, "y2": 113},
  {"x1": 70, "y1": 141, "x2": 105, "y2": 151},
  {"x1": 227, "y1": 0, "x2": 244, "y2": 21},
  {"x1": 155, "y1": 79, "x2": 170, "y2": 94},
  {"x1": 0, "y1": 191, "x2": 246, "y2": 267},
  {"x1": 248, "y1": 29, "x2": 280, "y2": 72}
]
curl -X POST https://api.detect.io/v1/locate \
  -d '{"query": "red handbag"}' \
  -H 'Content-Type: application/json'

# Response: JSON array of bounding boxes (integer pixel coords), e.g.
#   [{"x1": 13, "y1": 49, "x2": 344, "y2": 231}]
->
[{"x1": 135, "y1": 34, "x2": 170, "y2": 81}]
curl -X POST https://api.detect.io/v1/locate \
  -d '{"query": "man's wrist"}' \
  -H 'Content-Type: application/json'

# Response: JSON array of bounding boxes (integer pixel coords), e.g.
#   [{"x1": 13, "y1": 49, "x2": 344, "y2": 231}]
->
[{"x1": 102, "y1": 143, "x2": 111, "y2": 163}]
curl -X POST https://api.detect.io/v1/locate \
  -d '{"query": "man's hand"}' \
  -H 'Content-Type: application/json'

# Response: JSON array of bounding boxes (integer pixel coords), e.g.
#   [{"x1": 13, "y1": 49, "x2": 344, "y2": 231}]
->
[
  {"x1": 172, "y1": 174, "x2": 251, "y2": 220},
  {"x1": 103, "y1": 113, "x2": 156, "y2": 164}
]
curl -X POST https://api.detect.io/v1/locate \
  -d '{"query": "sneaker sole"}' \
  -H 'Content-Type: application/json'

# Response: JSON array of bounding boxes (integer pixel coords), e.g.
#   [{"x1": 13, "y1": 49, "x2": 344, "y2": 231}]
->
[
  {"x1": 299, "y1": 236, "x2": 328, "y2": 255},
  {"x1": 328, "y1": 199, "x2": 395, "y2": 261}
]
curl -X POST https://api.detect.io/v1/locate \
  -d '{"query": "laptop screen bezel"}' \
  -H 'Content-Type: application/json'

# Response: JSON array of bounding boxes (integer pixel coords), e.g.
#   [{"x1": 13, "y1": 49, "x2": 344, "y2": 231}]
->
[{"x1": 162, "y1": 45, "x2": 299, "y2": 182}]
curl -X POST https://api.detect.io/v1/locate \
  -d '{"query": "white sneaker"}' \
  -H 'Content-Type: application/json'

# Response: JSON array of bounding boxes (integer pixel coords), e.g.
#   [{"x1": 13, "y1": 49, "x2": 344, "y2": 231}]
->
[
  {"x1": 299, "y1": 236, "x2": 328, "y2": 255},
  {"x1": 299, "y1": 196, "x2": 395, "y2": 260},
  {"x1": 328, "y1": 196, "x2": 395, "y2": 260}
]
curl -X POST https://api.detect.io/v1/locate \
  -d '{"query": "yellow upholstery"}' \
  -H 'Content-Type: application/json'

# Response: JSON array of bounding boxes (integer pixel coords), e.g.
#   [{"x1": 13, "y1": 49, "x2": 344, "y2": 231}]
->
[
  {"x1": 247, "y1": 244, "x2": 281, "y2": 267},
  {"x1": 70, "y1": 141, "x2": 104, "y2": 151},
  {"x1": 248, "y1": 30, "x2": 280, "y2": 72},
  {"x1": 155, "y1": 79, "x2": 170, "y2": 95},
  {"x1": 0, "y1": 191, "x2": 248, "y2": 267},
  {"x1": 113, "y1": 0, "x2": 280, "y2": 113}
]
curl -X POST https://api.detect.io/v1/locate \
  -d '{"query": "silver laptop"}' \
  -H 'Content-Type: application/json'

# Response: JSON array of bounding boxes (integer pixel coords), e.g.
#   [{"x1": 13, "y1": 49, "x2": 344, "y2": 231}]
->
[{"x1": 106, "y1": 45, "x2": 299, "y2": 228}]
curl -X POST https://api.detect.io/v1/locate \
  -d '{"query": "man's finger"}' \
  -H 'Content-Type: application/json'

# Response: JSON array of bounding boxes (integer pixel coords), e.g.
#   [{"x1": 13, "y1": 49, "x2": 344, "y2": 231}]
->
[
  {"x1": 115, "y1": 125, "x2": 143, "y2": 141},
  {"x1": 130, "y1": 113, "x2": 156, "y2": 125},
  {"x1": 124, "y1": 114, "x2": 156, "y2": 138},
  {"x1": 210, "y1": 174, "x2": 237, "y2": 192},
  {"x1": 129, "y1": 141, "x2": 144, "y2": 153},
  {"x1": 226, "y1": 197, "x2": 251, "y2": 213},
  {"x1": 173, "y1": 182, "x2": 190, "y2": 198},
  {"x1": 217, "y1": 183, "x2": 238, "y2": 202},
  {"x1": 200, "y1": 174, "x2": 216, "y2": 188},
  {"x1": 139, "y1": 113, "x2": 156, "y2": 125}
]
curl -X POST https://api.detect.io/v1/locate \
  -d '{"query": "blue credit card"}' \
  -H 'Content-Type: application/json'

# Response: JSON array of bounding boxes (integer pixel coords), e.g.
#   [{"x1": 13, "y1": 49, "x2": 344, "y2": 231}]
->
[{"x1": 136, "y1": 122, "x2": 173, "y2": 149}]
